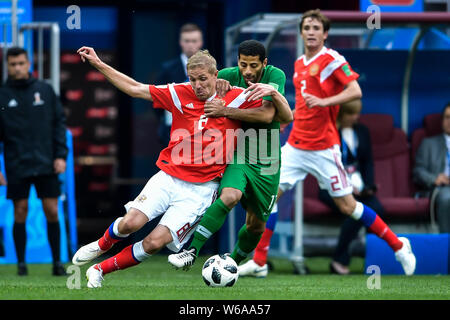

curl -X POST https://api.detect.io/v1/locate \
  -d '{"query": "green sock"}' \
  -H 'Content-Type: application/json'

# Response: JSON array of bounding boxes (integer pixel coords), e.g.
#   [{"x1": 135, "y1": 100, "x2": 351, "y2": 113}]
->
[
  {"x1": 189, "y1": 198, "x2": 230, "y2": 256},
  {"x1": 230, "y1": 225, "x2": 262, "y2": 265}
]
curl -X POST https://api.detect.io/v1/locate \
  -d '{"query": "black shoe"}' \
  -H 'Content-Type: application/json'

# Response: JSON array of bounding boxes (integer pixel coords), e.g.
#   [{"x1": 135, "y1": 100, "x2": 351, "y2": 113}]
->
[
  {"x1": 52, "y1": 262, "x2": 67, "y2": 276},
  {"x1": 17, "y1": 262, "x2": 28, "y2": 276}
]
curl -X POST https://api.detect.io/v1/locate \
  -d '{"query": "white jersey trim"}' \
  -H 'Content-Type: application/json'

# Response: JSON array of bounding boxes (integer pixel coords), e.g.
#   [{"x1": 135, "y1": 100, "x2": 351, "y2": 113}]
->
[
  {"x1": 320, "y1": 53, "x2": 347, "y2": 83},
  {"x1": 298, "y1": 46, "x2": 327, "y2": 66},
  {"x1": 168, "y1": 83, "x2": 183, "y2": 114},
  {"x1": 227, "y1": 90, "x2": 250, "y2": 109}
]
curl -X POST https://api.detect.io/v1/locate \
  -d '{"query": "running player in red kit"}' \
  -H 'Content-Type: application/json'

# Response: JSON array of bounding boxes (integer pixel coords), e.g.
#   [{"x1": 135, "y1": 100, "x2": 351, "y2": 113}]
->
[
  {"x1": 71, "y1": 47, "x2": 291, "y2": 288},
  {"x1": 239, "y1": 9, "x2": 416, "y2": 277}
]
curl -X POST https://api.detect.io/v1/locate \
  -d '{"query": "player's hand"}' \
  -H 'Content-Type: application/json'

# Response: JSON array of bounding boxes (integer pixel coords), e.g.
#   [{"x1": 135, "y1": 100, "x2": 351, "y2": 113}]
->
[
  {"x1": 303, "y1": 93, "x2": 328, "y2": 108},
  {"x1": 204, "y1": 98, "x2": 226, "y2": 118},
  {"x1": 434, "y1": 173, "x2": 450, "y2": 186},
  {"x1": 77, "y1": 46, "x2": 101, "y2": 67},
  {"x1": 54, "y1": 158, "x2": 67, "y2": 174},
  {"x1": 216, "y1": 79, "x2": 231, "y2": 98},
  {"x1": 0, "y1": 172, "x2": 7, "y2": 186},
  {"x1": 244, "y1": 82, "x2": 275, "y2": 101}
]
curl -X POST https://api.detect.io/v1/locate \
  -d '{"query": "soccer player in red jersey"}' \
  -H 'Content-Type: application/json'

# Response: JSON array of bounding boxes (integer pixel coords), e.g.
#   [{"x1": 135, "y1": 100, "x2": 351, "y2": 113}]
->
[
  {"x1": 239, "y1": 9, "x2": 416, "y2": 277},
  {"x1": 71, "y1": 47, "x2": 291, "y2": 288}
]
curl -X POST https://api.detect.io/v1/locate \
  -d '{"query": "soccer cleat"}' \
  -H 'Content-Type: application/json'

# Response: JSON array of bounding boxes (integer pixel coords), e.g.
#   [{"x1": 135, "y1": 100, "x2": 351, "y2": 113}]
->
[
  {"x1": 395, "y1": 237, "x2": 416, "y2": 276},
  {"x1": 72, "y1": 241, "x2": 105, "y2": 266},
  {"x1": 168, "y1": 248, "x2": 197, "y2": 271},
  {"x1": 86, "y1": 265, "x2": 104, "y2": 288},
  {"x1": 238, "y1": 259, "x2": 268, "y2": 278}
]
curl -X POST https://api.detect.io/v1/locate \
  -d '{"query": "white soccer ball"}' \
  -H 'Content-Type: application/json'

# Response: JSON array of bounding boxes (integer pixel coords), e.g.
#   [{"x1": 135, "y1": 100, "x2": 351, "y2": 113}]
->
[{"x1": 201, "y1": 254, "x2": 239, "y2": 287}]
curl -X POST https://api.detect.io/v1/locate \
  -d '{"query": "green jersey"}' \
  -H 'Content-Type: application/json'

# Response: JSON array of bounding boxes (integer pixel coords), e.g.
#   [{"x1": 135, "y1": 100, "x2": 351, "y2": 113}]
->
[
  {"x1": 218, "y1": 65, "x2": 286, "y2": 172},
  {"x1": 217, "y1": 65, "x2": 286, "y2": 219}
]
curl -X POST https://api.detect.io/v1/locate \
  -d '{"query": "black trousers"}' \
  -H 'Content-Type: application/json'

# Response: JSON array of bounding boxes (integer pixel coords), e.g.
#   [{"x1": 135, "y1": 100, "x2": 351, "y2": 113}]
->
[{"x1": 318, "y1": 190, "x2": 385, "y2": 266}]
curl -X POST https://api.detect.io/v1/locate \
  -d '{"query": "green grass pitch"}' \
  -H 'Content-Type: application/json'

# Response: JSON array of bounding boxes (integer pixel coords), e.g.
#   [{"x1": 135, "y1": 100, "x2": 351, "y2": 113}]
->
[{"x1": 0, "y1": 255, "x2": 449, "y2": 300}]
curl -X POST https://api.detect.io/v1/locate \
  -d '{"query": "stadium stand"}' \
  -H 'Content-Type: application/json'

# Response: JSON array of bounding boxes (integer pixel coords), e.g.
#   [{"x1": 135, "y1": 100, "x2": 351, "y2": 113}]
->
[
  {"x1": 357, "y1": 114, "x2": 429, "y2": 219},
  {"x1": 302, "y1": 114, "x2": 430, "y2": 221}
]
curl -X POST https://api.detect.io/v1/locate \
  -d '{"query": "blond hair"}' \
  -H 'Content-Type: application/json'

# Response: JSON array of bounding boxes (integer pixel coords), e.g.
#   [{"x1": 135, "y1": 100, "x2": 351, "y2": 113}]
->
[
  {"x1": 337, "y1": 99, "x2": 362, "y2": 126},
  {"x1": 186, "y1": 49, "x2": 217, "y2": 74}
]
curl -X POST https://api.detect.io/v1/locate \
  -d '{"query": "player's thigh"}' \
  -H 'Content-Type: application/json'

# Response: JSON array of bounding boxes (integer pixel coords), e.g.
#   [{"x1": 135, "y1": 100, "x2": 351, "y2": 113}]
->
[
  {"x1": 124, "y1": 170, "x2": 174, "y2": 222},
  {"x1": 160, "y1": 179, "x2": 219, "y2": 252},
  {"x1": 307, "y1": 145, "x2": 353, "y2": 198},
  {"x1": 278, "y1": 143, "x2": 308, "y2": 192},
  {"x1": 219, "y1": 163, "x2": 248, "y2": 195}
]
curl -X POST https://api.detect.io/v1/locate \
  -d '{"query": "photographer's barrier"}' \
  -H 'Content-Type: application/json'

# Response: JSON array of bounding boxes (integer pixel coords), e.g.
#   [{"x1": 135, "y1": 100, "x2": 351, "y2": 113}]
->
[{"x1": 365, "y1": 233, "x2": 449, "y2": 275}]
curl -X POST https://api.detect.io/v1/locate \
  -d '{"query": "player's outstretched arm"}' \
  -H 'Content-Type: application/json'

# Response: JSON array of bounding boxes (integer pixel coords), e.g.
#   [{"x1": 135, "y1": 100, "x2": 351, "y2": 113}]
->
[
  {"x1": 77, "y1": 46, "x2": 152, "y2": 101},
  {"x1": 245, "y1": 82, "x2": 292, "y2": 124}
]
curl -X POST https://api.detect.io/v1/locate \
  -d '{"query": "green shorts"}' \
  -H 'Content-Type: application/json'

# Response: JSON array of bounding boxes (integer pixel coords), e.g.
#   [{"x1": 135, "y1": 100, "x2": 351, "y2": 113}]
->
[{"x1": 219, "y1": 162, "x2": 280, "y2": 222}]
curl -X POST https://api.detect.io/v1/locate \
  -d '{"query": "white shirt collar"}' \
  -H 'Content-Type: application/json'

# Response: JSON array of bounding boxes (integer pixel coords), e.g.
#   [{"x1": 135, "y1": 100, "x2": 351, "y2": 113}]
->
[
  {"x1": 444, "y1": 134, "x2": 450, "y2": 150},
  {"x1": 302, "y1": 46, "x2": 327, "y2": 66}
]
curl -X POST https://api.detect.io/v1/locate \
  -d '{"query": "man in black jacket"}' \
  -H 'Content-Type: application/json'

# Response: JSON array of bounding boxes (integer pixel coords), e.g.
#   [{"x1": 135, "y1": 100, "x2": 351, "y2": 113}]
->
[
  {"x1": 155, "y1": 23, "x2": 203, "y2": 146},
  {"x1": 0, "y1": 47, "x2": 68, "y2": 276}
]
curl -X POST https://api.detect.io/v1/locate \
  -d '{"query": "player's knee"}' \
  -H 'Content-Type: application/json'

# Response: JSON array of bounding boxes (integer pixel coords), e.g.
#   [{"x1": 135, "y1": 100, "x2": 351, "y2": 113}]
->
[
  {"x1": 337, "y1": 201, "x2": 356, "y2": 216},
  {"x1": 43, "y1": 204, "x2": 59, "y2": 222},
  {"x1": 14, "y1": 202, "x2": 28, "y2": 222},
  {"x1": 45, "y1": 211, "x2": 59, "y2": 222},
  {"x1": 142, "y1": 236, "x2": 165, "y2": 254},
  {"x1": 119, "y1": 216, "x2": 141, "y2": 234},
  {"x1": 220, "y1": 188, "x2": 242, "y2": 208}
]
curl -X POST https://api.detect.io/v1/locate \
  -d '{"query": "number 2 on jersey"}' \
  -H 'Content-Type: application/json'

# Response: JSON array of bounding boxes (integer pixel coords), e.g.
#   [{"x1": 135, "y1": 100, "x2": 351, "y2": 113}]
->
[{"x1": 300, "y1": 80, "x2": 307, "y2": 97}]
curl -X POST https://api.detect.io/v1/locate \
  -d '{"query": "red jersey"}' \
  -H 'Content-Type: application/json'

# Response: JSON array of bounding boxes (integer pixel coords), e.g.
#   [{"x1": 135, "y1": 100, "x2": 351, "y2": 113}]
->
[
  {"x1": 150, "y1": 83, "x2": 262, "y2": 183},
  {"x1": 288, "y1": 46, "x2": 359, "y2": 150}
]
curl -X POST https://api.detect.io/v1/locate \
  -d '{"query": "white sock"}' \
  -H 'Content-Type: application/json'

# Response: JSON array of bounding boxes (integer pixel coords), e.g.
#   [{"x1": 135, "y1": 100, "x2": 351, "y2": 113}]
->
[
  {"x1": 113, "y1": 217, "x2": 130, "y2": 238},
  {"x1": 350, "y1": 201, "x2": 364, "y2": 220},
  {"x1": 132, "y1": 240, "x2": 152, "y2": 262}
]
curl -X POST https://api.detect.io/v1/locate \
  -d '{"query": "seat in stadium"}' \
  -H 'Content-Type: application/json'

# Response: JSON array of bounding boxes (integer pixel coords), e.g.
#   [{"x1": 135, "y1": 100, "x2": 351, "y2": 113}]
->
[
  {"x1": 410, "y1": 113, "x2": 442, "y2": 164},
  {"x1": 303, "y1": 174, "x2": 334, "y2": 220},
  {"x1": 359, "y1": 114, "x2": 429, "y2": 220}
]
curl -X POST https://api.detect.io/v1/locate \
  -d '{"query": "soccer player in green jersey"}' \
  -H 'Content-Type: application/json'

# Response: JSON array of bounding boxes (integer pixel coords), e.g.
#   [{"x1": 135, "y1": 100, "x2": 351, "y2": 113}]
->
[{"x1": 168, "y1": 40, "x2": 292, "y2": 270}]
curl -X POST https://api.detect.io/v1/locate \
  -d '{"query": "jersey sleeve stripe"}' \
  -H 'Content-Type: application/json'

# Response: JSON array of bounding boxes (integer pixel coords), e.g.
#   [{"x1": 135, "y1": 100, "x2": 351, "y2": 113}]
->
[
  {"x1": 168, "y1": 83, "x2": 183, "y2": 114},
  {"x1": 320, "y1": 58, "x2": 346, "y2": 83},
  {"x1": 227, "y1": 90, "x2": 250, "y2": 109}
]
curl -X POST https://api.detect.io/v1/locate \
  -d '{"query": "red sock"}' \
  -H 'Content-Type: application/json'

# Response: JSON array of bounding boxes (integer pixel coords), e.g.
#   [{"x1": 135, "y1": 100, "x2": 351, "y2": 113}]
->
[
  {"x1": 253, "y1": 228, "x2": 274, "y2": 266},
  {"x1": 96, "y1": 245, "x2": 140, "y2": 275},
  {"x1": 369, "y1": 215, "x2": 403, "y2": 252},
  {"x1": 98, "y1": 227, "x2": 121, "y2": 251}
]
